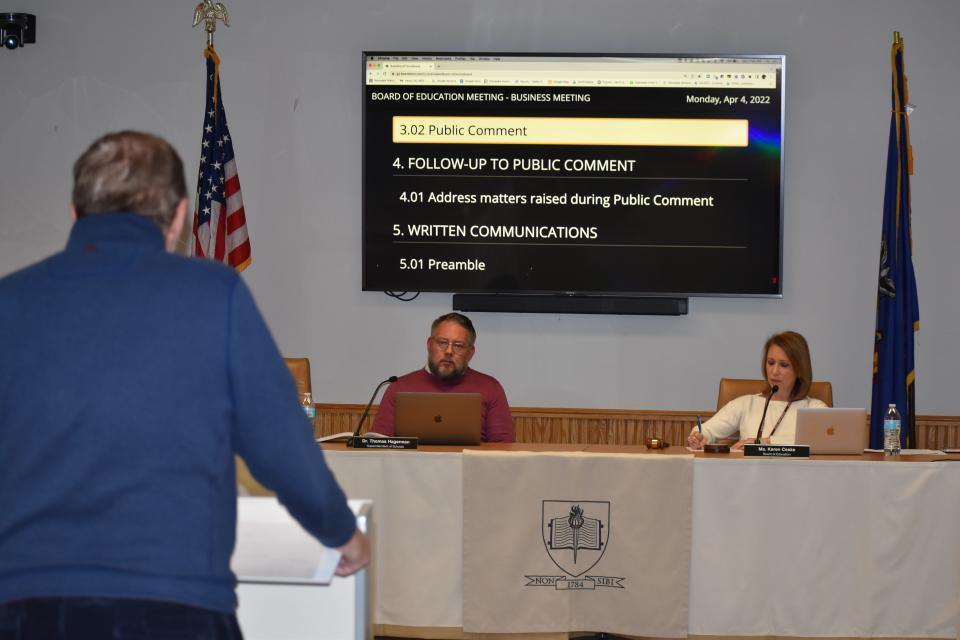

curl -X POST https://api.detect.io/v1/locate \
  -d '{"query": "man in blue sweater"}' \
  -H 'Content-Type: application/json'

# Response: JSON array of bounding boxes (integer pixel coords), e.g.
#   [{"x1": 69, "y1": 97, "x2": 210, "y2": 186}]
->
[{"x1": 0, "y1": 131, "x2": 369, "y2": 638}]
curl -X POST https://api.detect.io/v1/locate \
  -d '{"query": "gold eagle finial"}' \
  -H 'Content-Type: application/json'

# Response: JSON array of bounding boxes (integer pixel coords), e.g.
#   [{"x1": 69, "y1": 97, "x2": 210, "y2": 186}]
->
[{"x1": 193, "y1": 0, "x2": 230, "y2": 44}]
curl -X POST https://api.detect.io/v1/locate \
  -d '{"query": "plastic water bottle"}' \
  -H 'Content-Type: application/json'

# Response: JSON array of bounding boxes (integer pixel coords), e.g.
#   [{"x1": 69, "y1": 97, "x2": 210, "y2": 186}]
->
[
  {"x1": 301, "y1": 391, "x2": 316, "y2": 424},
  {"x1": 883, "y1": 403, "x2": 901, "y2": 456}
]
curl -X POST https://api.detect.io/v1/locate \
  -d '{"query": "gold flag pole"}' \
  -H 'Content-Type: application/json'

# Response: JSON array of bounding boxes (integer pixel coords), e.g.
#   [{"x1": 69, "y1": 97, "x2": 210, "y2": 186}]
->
[{"x1": 192, "y1": 0, "x2": 229, "y2": 47}]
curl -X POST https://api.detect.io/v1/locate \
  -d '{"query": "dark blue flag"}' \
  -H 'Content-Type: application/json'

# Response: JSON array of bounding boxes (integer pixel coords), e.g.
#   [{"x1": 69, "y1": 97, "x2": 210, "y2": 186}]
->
[{"x1": 870, "y1": 33, "x2": 919, "y2": 449}]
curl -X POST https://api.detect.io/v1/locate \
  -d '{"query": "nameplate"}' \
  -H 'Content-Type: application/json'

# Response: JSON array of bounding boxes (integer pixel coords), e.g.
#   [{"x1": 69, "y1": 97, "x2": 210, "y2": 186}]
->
[
  {"x1": 349, "y1": 436, "x2": 419, "y2": 450},
  {"x1": 743, "y1": 443, "x2": 810, "y2": 458}
]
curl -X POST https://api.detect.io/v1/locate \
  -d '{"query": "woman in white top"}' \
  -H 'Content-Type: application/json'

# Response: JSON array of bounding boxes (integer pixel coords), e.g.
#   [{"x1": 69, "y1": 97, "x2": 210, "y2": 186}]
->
[{"x1": 687, "y1": 331, "x2": 828, "y2": 450}]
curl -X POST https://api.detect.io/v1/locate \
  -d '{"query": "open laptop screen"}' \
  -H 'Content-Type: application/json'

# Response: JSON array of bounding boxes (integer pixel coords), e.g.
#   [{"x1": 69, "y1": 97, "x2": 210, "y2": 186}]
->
[
  {"x1": 394, "y1": 392, "x2": 482, "y2": 445},
  {"x1": 794, "y1": 408, "x2": 868, "y2": 454}
]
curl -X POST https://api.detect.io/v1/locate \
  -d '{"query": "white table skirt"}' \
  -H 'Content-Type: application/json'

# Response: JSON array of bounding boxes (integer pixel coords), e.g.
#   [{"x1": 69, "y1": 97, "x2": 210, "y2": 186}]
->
[
  {"x1": 326, "y1": 450, "x2": 464, "y2": 628},
  {"x1": 324, "y1": 450, "x2": 960, "y2": 638},
  {"x1": 689, "y1": 458, "x2": 960, "y2": 638}
]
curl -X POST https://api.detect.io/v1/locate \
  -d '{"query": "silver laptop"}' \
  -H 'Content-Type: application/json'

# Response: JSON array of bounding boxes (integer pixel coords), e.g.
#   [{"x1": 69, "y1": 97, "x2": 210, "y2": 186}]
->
[
  {"x1": 394, "y1": 392, "x2": 482, "y2": 445},
  {"x1": 794, "y1": 408, "x2": 868, "y2": 455}
]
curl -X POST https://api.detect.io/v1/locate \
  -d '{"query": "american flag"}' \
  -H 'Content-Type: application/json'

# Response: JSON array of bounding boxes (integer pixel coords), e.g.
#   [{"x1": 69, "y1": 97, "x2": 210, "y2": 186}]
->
[{"x1": 191, "y1": 45, "x2": 251, "y2": 271}]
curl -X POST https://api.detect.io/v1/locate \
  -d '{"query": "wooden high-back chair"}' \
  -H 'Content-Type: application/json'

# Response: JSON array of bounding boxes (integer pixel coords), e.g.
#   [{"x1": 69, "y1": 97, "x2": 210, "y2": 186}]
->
[
  {"x1": 283, "y1": 357, "x2": 312, "y2": 398},
  {"x1": 236, "y1": 357, "x2": 314, "y2": 497},
  {"x1": 716, "y1": 378, "x2": 834, "y2": 410}
]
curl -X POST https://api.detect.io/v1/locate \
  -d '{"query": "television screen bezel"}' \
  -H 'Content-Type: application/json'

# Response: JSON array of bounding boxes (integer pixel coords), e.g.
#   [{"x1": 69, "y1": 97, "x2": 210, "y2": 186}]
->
[{"x1": 362, "y1": 50, "x2": 786, "y2": 299}]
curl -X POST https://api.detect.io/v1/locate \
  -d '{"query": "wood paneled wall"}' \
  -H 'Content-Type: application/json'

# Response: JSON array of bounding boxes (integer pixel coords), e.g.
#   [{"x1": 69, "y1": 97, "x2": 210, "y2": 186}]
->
[{"x1": 314, "y1": 404, "x2": 960, "y2": 449}]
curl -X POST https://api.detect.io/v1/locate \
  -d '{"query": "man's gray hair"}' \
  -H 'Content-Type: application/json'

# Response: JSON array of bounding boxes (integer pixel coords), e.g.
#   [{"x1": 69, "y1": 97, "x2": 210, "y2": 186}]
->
[{"x1": 72, "y1": 130, "x2": 187, "y2": 228}]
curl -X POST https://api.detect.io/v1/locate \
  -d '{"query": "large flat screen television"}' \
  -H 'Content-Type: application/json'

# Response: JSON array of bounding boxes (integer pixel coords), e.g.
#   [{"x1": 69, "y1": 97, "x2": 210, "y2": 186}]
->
[{"x1": 363, "y1": 52, "x2": 785, "y2": 300}]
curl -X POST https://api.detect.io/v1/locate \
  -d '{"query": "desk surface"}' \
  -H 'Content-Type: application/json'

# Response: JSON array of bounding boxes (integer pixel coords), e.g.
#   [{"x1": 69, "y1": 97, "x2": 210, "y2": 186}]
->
[{"x1": 323, "y1": 440, "x2": 960, "y2": 462}]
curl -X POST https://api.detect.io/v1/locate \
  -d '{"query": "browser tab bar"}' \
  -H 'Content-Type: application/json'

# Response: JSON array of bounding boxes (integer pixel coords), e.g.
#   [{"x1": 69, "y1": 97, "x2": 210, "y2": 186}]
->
[{"x1": 366, "y1": 56, "x2": 780, "y2": 89}]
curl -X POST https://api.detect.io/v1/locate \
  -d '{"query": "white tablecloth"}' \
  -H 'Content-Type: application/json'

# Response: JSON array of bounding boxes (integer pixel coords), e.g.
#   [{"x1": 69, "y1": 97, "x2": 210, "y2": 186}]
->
[
  {"x1": 462, "y1": 450, "x2": 692, "y2": 637},
  {"x1": 690, "y1": 458, "x2": 960, "y2": 638},
  {"x1": 324, "y1": 449, "x2": 960, "y2": 638},
  {"x1": 325, "y1": 450, "x2": 464, "y2": 628}
]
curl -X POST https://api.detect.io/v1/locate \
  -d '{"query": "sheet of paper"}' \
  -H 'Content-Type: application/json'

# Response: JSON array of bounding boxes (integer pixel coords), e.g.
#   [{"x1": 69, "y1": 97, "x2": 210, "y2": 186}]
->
[
  {"x1": 232, "y1": 497, "x2": 341, "y2": 585},
  {"x1": 863, "y1": 448, "x2": 946, "y2": 455}
]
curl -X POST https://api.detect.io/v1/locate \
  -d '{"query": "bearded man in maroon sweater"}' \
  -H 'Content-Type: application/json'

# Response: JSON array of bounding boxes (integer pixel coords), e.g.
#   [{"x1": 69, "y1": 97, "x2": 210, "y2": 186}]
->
[{"x1": 371, "y1": 313, "x2": 514, "y2": 442}]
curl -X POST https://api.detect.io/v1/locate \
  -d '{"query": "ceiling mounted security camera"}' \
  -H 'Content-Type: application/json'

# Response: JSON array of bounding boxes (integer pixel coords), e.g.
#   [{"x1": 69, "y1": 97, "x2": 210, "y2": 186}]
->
[{"x1": 1, "y1": 13, "x2": 35, "y2": 50}]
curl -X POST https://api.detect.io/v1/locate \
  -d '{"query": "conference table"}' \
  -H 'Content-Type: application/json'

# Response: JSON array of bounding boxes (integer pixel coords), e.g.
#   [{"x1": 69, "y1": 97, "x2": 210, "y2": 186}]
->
[{"x1": 321, "y1": 443, "x2": 960, "y2": 639}]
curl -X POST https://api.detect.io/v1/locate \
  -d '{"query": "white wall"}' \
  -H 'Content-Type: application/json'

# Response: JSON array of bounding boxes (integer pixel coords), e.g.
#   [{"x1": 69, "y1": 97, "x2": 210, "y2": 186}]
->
[{"x1": 2, "y1": 0, "x2": 958, "y2": 414}]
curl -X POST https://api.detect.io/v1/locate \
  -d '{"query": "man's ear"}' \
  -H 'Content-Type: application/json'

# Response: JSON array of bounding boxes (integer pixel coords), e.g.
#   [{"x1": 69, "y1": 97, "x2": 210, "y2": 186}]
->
[
  {"x1": 69, "y1": 203, "x2": 78, "y2": 221},
  {"x1": 165, "y1": 198, "x2": 188, "y2": 252}
]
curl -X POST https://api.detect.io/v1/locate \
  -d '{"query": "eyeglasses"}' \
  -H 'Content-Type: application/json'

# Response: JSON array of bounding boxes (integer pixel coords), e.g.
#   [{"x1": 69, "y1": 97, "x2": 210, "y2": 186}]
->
[{"x1": 431, "y1": 337, "x2": 471, "y2": 354}]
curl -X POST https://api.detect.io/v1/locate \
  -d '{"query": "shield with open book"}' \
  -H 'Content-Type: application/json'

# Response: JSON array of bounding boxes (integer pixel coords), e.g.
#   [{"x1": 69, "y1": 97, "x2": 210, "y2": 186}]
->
[{"x1": 541, "y1": 500, "x2": 609, "y2": 578}]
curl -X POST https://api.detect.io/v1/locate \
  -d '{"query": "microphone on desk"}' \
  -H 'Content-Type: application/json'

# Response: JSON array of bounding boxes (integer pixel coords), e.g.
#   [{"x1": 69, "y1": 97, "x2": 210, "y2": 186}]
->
[
  {"x1": 754, "y1": 385, "x2": 779, "y2": 444},
  {"x1": 347, "y1": 376, "x2": 398, "y2": 447}
]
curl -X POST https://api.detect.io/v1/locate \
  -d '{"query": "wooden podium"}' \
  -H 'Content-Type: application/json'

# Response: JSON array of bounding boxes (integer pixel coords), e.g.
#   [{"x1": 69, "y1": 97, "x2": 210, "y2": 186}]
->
[{"x1": 232, "y1": 497, "x2": 373, "y2": 640}]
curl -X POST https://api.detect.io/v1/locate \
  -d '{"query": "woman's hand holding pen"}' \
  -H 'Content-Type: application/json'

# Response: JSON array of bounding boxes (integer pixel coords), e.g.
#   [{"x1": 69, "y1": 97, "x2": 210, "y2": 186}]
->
[{"x1": 687, "y1": 416, "x2": 706, "y2": 449}]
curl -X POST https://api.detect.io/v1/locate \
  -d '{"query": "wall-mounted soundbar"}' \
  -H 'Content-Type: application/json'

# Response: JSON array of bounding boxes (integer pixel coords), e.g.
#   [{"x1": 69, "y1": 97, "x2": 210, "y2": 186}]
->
[{"x1": 452, "y1": 294, "x2": 688, "y2": 316}]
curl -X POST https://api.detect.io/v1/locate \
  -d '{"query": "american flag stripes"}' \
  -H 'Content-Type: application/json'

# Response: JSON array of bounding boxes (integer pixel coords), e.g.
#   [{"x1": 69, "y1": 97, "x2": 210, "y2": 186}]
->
[{"x1": 191, "y1": 45, "x2": 251, "y2": 271}]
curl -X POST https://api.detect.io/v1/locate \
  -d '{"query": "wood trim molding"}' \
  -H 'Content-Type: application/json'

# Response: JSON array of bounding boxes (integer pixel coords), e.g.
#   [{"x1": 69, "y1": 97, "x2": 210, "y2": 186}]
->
[{"x1": 314, "y1": 404, "x2": 960, "y2": 450}]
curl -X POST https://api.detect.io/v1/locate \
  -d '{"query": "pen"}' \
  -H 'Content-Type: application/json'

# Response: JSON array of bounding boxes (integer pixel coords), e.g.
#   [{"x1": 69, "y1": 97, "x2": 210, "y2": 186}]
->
[{"x1": 696, "y1": 416, "x2": 703, "y2": 433}]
